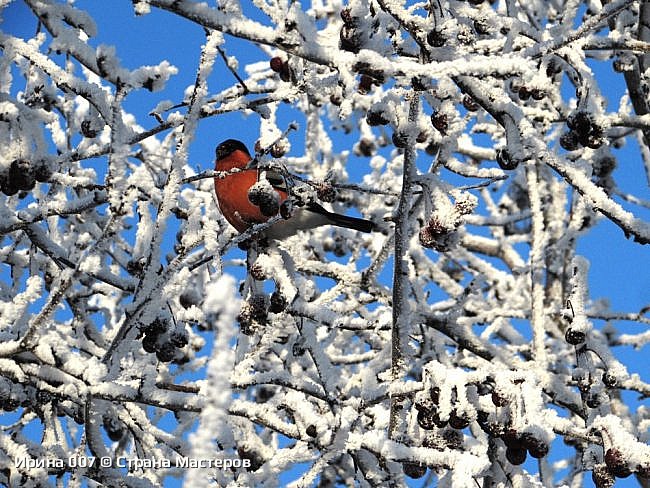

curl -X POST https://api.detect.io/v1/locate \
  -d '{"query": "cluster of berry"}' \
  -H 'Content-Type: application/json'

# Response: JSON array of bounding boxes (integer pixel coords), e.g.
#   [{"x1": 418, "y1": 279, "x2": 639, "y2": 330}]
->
[
  {"x1": 1, "y1": 159, "x2": 51, "y2": 196},
  {"x1": 139, "y1": 317, "x2": 189, "y2": 364}
]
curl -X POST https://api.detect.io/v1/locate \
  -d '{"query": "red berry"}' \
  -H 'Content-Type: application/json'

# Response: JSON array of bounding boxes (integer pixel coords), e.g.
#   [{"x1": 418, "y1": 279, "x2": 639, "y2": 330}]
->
[{"x1": 270, "y1": 56, "x2": 284, "y2": 72}]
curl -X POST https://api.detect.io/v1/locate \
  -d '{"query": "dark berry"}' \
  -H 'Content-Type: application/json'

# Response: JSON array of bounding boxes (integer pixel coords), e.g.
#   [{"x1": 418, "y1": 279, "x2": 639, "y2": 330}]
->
[
  {"x1": 567, "y1": 111, "x2": 593, "y2": 135},
  {"x1": 340, "y1": 8, "x2": 354, "y2": 26},
  {"x1": 366, "y1": 109, "x2": 389, "y2": 126},
  {"x1": 602, "y1": 371, "x2": 618, "y2": 388},
  {"x1": 142, "y1": 334, "x2": 159, "y2": 353},
  {"x1": 248, "y1": 185, "x2": 280, "y2": 216},
  {"x1": 36, "y1": 390, "x2": 52, "y2": 404},
  {"x1": 103, "y1": 414, "x2": 124, "y2": 442},
  {"x1": 339, "y1": 25, "x2": 361, "y2": 53},
  {"x1": 531, "y1": 89, "x2": 544, "y2": 100},
  {"x1": 33, "y1": 162, "x2": 52, "y2": 182},
  {"x1": 237, "y1": 314, "x2": 256, "y2": 335},
  {"x1": 292, "y1": 340, "x2": 306, "y2": 357},
  {"x1": 269, "y1": 290, "x2": 288, "y2": 313},
  {"x1": 392, "y1": 131, "x2": 409, "y2": 148},
  {"x1": 279, "y1": 62, "x2": 291, "y2": 82},
  {"x1": 316, "y1": 182, "x2": 336, "y2": 202},
  {"x1": 270, "y1": 142, "x2": 287, "y2": 158},
  {"x1": 502, "y1": 429, "x2": 524, "y2": 449},
  {"x1": 560, "y1": 131, "x2": 580, "y2": 151},
  {"x1": 9, "y1": 159, "x2": 35, "y2": 191},
  {"x1": 357, "y1": 138, "x2": 376, "y2": 157},
  {"x1": 462, "y1": 94, "x2": 479, "y2": 111},
  {"x1": 518, "y1": 87, "x2": 531, "y2": 101},
  {"x1": 179, "y1": 289, "x2": 200, "y2": 309},
  {"x1": 306, "y1": 425, "x2": 317, "y2": 437},
  {"x1": 417, "y1": 407, "x2": 438, "y2": 430},
  {"x1": 237, "y1": 447, "x2": 264, "y2": 472},
  {"x1": 443, "y1": 428, "x2": 464, "y2": 449},
  {"x1": 473, "y1": 18, "x2": 490, "y2": 35},
  {"x1": 430, "y1": 111, "x2": 448, "y2": 134},
  {"x1": 127, "y1": 258, "x2": 146, "y2": 277},
  {"x1": 505, "y1": 446, "x2": 527, "y2": 465},
  {"x1": 522, "y1": 433, "x2": 549, "y2": 458},
  {"x1": 0, "y1": 174, "x2": 18, "y2": 196},
  {"x1": 403, "y1": 462, "x2": 427, "y2": 479},
  {"x1": 246, "y1": 294, "x2": 267, "y2": 320},
  {"x1": 156, "y1": 342, "x2": 176, "y2": 363},
  {"x1": 426, "y1": 29, "x2": 446, "y2": 47},
  {"x1": 565, "y1": 328, "x2": 585, "y2": 345},
  {"x1": 142, "y1": 318, "x2": 167, "y2": 336},
  {"x1": 169, "y1": 329, "x2": 189, "y2": 348},
  {"x1": 584, "y1": 134, "x2": 604, "y2": 149},
  {"x1": 510, "y1": 79, "x2": 522, "y2": 93},
  {"x1": 430, "y1": 387, "x2": 440, "y2": 404},
  {"x1": 270, "y1": 56, "x2": 284, "y2": 73},
  {"x1": 448, "y1": 410, "x2": 470, "y2": 430},
  {"x1": 496, "y1": 147, "x2": 518, "y2": 170},
  {"x1": 358, "y1": 74, "x2": 374, "y2": 94},
  {"x1": 250, "y1": 263, "x2": 267, "y2": 281},
  {"x1": 81, "y1": 119, "x2": 98, "y2": 138}
]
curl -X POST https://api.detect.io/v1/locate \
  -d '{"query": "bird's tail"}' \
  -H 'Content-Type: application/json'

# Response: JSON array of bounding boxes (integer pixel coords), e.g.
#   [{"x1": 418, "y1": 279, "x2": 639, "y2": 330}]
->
[{"x1": 310, "y1": 203, "x2": 375, "y2": 233}]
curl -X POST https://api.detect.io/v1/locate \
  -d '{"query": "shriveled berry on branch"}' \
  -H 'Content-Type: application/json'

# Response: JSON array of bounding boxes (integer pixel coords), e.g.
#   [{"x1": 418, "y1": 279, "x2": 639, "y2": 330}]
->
[
  {"x1": 366, "y1": 109, "x2": 389, "y2": 126},
  {"x1": 522, "y1": 433, "x2": 549, "y2": 458},
  {"x1": 316, "y1": 182, "x2": 336, "y2": 202},
  {"x1": 505, "y1": 446, "x2": 527, "y2": 465},
  {"x1": 560, "y1": 131, "x2": 580, "y2": 151},
  {"x1": 403, "y1": 462, "x2": 427, "y2": 479},
  {"x1": 392, "y1": 131, "x2": 409, "y2": 148},
  {"x1": 9, "y1": 159, "x2": 35, "y2": 191},
  {"x1": 103, "y1": 414, "x2": 125, "y2": 442},
  {"x1": 449, "y1": 410, "x2": 470, "y2": 430},
  {"x1": 426, "y1": 29, "x2": 446, "y2": 47},
  {"x1": 156, "y1": 342, "x2": 177, "y2": 363},
  {"x1": 462, "y1": 94, "x2": 479, "y2": 111},
  {"x1": 270, "y1": 56, "x2": 284, "y2": 73},
  {"x1": 358, "y1": 74, "x2": 374, "y2": 94},
  {"x1": 269, "y1": 290, "x2": 288, "y2": 313},
  {"x1": 430, "y1": 111, "x2": 448, "y2": 134}
]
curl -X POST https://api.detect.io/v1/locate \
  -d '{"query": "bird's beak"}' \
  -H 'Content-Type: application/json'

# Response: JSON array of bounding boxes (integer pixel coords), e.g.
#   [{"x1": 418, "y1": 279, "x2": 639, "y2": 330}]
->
[{"x1": 245, "y1": 158, "x2": 258, "y2": 170}]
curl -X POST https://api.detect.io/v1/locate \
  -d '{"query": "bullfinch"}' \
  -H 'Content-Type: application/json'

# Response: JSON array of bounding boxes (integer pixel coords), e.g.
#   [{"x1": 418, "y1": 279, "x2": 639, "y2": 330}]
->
[{"x1": 213, "y1": 139, "x2": 375, "y2": 240}]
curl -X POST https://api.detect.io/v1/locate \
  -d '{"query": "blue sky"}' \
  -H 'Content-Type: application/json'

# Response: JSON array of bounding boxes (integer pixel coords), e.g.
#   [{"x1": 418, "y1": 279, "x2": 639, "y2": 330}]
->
[{"x1": 2, "y1": 1, "x2": 649, "y2": 487}]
